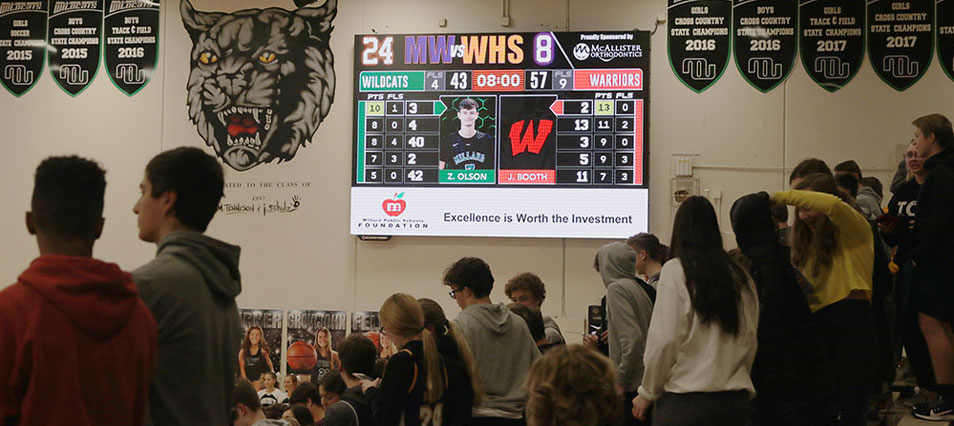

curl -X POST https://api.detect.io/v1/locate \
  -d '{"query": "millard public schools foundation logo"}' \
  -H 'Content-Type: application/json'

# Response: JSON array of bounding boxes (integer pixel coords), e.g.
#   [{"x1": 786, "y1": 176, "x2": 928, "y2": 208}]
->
[{"x1": 382, "y1": 193, "x2": 407, "y2": 217}]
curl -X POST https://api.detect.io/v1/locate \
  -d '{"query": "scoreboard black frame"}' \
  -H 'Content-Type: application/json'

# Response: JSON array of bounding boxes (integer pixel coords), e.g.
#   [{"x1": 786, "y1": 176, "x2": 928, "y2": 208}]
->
[{"x1": 351, "y1": 31, "x2": 651, "y2": 189}]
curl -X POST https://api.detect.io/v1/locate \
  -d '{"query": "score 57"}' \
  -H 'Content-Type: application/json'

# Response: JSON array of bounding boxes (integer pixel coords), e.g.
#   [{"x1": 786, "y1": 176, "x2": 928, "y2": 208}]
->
[{"x1": 362, "y1": 36, "x2": 394, "y2": 66}]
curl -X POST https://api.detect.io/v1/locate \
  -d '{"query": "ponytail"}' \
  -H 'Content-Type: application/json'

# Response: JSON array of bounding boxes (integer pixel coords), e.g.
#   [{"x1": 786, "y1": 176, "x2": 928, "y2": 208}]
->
[
  {"x1": 420, "y1": 329, "x2": 445, "y2": 403},
  {"x1": 419, "y1": 297, "x2": 484, "y2": 406},
  {"x1": 381, "y1": 293, "x2": 447, "y2": 403},
  {"x1": 446, "y1": 321, "x2": 484, "y2": 406}
]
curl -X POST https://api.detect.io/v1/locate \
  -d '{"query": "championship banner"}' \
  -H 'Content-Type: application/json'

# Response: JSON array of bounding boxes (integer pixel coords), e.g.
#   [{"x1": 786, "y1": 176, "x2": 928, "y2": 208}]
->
[
  {"x1": 939, "y1": 0, "x2": 954, "y2": 83},
  {"x1": 867, "y1": 0, "x2": 933, "y2": 91},
  {"x1": 104, "y1": 0, "x2": 158, "y2": 95},
  {"x1": 733, "y1": 0, "x2": 798, "y2": 92},
  {"x1": 237, "y1": 308, "x2": 283, "y2": 384},
  {"x1": 799, "y1": 0, "x2": 865, "y2": 92},
  {"x1": 667, "y1": 0, "x2": 732, "y2": 92},
  {"x1": 48, "y1": 0, "x2": 102, "y2": 96},
  {"x1": 285, "y1": 310, "x2": 347, "y2": 382},
  {"x1": 0, "y1": 0, "x2": 47, "y2": 96}
]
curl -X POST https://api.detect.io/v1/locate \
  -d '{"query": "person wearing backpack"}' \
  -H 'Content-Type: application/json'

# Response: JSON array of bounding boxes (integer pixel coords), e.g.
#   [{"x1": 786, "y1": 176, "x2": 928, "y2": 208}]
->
[
  {"x1": 598, "y1": 241, "x2": 655, "y2": 426},
  {"x1": 324, "y1": 335, "x2": 374, "y2": 426}
]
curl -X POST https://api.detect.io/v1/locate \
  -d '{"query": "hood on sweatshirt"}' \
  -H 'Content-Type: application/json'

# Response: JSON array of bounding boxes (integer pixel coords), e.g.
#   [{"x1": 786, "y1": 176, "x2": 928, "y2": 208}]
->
[
  {"x1": 925, "y1": 146, "x2": 954, "y2": 171},
  {"x1": 17, "y1": 255, "x2": 141, "y2": 337},
  {"x1": 857, "y1": 186, "x2": 882, "y2": 205},
  {"x1": 597, "y1": 242, "x2": 637, "y2": 288},
  {"x1": 461, "y1": 303, "x2": 517, "y2": 336},
  {"x1": 158, "y1": 231, "x2": 241, "y2": 299}
]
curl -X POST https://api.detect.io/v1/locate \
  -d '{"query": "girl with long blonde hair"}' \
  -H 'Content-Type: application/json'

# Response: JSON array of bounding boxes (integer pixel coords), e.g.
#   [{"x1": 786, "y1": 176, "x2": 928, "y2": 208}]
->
[
  {"x1": 311, "y1": 327, "x2": 340, "y2": 383},
  {"x1": 364, "y1": 293, "x2": 447, "y2": 426},
  {"x1": 419, "y1": 297, "x2": 483, "y2": 424}
]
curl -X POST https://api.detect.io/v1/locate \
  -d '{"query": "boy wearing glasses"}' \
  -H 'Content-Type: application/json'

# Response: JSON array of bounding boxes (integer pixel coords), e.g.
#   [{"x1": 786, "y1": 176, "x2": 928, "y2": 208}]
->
[{"x1": 442, "y1": 257, "x2": 540, "y2": 425}]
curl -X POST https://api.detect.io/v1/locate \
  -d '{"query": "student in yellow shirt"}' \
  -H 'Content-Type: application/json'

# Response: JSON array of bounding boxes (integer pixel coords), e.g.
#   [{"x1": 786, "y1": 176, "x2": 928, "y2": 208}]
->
[{"x1": 772, "y1": 172, "x2": 876, "y2": 426}]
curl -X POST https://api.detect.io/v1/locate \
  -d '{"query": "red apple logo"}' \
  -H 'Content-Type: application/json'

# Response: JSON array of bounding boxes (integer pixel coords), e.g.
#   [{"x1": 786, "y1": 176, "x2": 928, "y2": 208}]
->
[{"x1": 382, "y1": 193, "x2": 406, "y2": 216}]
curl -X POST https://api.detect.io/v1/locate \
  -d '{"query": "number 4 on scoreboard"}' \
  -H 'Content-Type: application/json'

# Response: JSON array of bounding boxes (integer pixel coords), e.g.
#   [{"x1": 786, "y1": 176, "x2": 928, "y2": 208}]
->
[{"x1": 362, "y1": 36, "x2": 394, "y2": 66}]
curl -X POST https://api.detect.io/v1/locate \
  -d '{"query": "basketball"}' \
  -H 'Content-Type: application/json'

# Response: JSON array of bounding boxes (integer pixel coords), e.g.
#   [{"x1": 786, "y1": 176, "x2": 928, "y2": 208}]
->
[
  {"x1": 363, "y1": 331, "x2": 381, "y2": 350},
  {"x1": 287, "y1": 340, "x2": 317, "y2": 371}
]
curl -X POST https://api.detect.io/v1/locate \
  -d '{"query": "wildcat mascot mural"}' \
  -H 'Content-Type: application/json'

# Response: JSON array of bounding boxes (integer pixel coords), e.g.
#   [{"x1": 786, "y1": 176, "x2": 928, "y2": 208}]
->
[{"x1": 180, "y1": 0, "x2": 337, "y2": 171}]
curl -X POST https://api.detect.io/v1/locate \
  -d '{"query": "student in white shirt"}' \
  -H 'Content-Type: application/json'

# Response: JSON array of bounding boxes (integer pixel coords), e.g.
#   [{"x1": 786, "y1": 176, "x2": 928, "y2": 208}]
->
[
  {"x1": 258, "y1": 372, "x2": 287, "y2": 407},
  {"x1": 632, "y1": 196, "x2": 759, "y2": 426}
]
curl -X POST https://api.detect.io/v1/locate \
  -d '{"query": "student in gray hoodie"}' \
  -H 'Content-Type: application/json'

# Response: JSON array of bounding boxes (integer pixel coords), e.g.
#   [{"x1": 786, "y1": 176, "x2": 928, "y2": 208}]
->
[
  {"x1": 443, "y1": 257, "x2": 541, "y2": 426},
  {"x1": 132, "y1": 147, "x2": 243, "y2": 426},
  {"x1": 834, "y1": 160, "x2": 883, "y2": 221},
  {"x1": 598, "y1": 242, "x2": 654, "y2": 426}
]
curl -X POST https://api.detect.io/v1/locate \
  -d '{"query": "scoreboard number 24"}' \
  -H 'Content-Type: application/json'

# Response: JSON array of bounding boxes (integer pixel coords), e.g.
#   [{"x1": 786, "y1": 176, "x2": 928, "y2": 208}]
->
[{"x1": 362, "y1": 36, "x2": 395, "y2": 66}]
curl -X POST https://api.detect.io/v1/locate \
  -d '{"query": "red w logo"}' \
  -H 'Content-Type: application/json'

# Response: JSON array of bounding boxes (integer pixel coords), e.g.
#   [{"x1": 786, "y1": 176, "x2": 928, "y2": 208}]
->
[{"x1": 508, "y1": 119, "x2": 553, "y2": 155}]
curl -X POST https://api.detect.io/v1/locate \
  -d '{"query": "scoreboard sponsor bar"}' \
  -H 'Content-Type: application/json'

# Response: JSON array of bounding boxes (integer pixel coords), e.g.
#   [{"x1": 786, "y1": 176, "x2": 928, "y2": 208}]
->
[{"x1": 351, "y1": 187, "x2": 649, "y2": 238}]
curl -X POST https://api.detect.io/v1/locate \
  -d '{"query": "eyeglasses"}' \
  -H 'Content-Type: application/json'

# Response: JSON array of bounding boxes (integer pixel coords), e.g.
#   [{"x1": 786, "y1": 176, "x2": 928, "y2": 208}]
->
[{"x1": 906, "y1": 152, "x2": 922, "y2": 159}]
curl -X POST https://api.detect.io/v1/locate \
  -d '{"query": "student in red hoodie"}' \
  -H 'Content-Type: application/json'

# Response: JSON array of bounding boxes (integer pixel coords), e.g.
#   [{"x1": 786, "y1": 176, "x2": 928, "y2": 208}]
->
[{"x1": 0, "y1": 156, "x2": 157, "y2": 425}]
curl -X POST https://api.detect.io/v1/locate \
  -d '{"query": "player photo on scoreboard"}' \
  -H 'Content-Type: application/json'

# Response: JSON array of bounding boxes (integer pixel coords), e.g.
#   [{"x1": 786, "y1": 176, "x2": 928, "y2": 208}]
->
[
  {"x1": 499, "y1": 95, "x2": 558, "y2": 171},
  {"x1": 438, "y1": 97, "x2": 497, "y2": 171}
]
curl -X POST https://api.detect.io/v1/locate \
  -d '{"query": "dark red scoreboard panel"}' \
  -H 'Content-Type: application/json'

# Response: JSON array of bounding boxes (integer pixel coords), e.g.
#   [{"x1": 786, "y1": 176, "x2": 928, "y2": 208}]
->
[{"x1": 352, "y1": 32, "x2": 650, "y2": 188}]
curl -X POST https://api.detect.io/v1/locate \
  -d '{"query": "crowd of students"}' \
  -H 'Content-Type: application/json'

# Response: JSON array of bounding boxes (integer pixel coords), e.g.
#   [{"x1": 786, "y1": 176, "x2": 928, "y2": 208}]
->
[{"x1": 0, "y1": 113, "x2": 952, "y2": 426}]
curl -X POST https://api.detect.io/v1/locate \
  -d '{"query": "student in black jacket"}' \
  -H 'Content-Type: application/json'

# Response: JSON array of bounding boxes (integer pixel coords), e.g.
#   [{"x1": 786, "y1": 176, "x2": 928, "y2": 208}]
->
[
  {"x1": 324, "y1": 334, "x2": 374, "y2": 426},
  {"x1": 364, "y1": 294, "x2": 446, "y2": 426},
  {"x1": 420, "y1": 298, "x2": 483, "y2": 425},
  {"x1": 910, "y1": 114, "x2": 954, "y2": 420},
  {"x1": 730, "y1": 192, "x2": 832, "y2": 426},
  {"x1": 883, "y1": 142, "x2": 936, "y2": 400}
]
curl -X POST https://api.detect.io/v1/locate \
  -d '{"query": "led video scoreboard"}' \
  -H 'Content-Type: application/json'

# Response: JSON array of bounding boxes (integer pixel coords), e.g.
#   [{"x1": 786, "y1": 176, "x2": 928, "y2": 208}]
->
[{"x1": 351, "y1": 31, "x2": 650, "y2": 238}]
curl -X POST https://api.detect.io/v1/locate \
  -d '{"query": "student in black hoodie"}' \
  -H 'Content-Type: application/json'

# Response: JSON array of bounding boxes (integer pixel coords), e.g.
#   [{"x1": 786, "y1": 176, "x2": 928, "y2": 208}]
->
[
  {"x1": 910, "y1": 114, "x2": 954, "y2": 420},
  {"x1": 324, "y1": 335, "x2": 374, "y2": 426},
  {"x1": 730, "y1": 192, "x2": 832, "y2": 426},
  {"x1": 420, "y1": 298, "x2": 483, "y2": 425},
  {"x1": 883, "y1": 141, "x2": 935, "y2": 403}
]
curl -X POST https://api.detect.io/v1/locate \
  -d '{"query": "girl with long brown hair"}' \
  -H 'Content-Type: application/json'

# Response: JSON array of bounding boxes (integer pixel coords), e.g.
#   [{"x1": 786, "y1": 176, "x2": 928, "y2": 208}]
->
[
  {"x1": 773, "y1": 172, "x2": 876, "y2": 426},
  {"x1": 364, "y1": 293, "x2": 447, "y2": 426},
  {"x1": 239, "y1": 325, "x2": 275, "y2": 389},
  {"x1": 631, "y1": 196, "x2": 758, "y2": 425}
]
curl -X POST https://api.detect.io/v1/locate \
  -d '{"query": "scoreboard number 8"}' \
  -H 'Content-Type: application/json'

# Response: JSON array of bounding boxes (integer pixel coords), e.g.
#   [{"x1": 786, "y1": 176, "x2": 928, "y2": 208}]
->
[
  {"x1": 534, "y1": 33, "x2": 554, "y2": 65},
  {"x1": 362, "y1": 36, "x2": 394, "y2": 66}
]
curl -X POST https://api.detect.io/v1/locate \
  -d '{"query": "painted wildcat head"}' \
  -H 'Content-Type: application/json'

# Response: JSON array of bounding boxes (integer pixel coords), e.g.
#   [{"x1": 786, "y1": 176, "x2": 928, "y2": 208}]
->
[{"x1": 181, "y1": 0, "x2": 336, "y2": 171}]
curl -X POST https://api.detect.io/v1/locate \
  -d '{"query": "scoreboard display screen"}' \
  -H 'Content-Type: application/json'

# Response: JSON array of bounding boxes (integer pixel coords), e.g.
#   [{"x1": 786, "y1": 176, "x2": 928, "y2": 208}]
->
[{"x1": 350, "y1": 31, "x2": 650, "y2": 238}]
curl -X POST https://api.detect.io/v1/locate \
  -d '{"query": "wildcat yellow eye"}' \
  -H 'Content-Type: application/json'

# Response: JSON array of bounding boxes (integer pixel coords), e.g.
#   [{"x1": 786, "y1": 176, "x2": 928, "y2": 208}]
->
[
  {"x1": 258, "y1": 51, "x2": 277, "y2": 64},
  {"x1": 199, "y1": 51, "x2": 218, "y2": 65}
]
